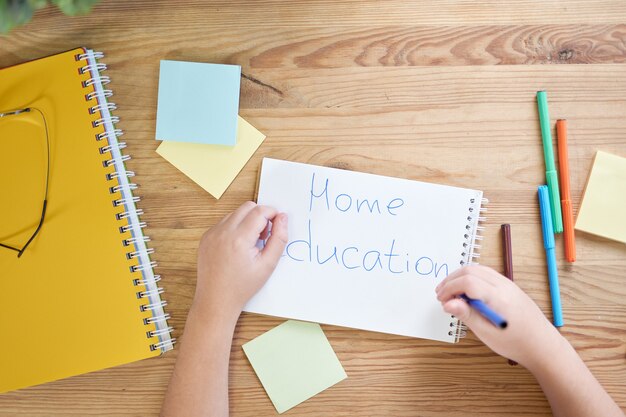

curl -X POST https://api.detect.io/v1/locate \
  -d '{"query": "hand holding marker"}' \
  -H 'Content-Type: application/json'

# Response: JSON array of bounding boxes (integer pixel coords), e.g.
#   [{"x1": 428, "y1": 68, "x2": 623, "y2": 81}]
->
[{"x1": 460, "y1": 294, "x2": 508, "y2": 329}]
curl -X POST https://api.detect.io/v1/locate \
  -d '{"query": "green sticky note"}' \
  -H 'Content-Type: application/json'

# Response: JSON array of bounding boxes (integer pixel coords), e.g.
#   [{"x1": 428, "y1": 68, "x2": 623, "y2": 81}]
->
[{"x1": 242, "y1": 320, "x2": 347, "y2": 414}]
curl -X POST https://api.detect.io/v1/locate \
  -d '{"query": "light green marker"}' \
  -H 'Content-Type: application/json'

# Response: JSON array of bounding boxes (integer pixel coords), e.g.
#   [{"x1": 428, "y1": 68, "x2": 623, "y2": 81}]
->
[{"x1": 537, "y1": 90, "x2": 563, "y2": 233}]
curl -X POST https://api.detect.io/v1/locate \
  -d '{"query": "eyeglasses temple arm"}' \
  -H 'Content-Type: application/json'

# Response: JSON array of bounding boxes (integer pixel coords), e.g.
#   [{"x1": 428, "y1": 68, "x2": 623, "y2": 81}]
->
[{"x1": 17, "y1": 199, "x2": 47, "y2": 258}]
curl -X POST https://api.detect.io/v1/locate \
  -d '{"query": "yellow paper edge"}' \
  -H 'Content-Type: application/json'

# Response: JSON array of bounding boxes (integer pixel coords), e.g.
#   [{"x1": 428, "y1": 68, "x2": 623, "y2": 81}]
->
[{"x1": 156, "y1": 116, "x2": 266, "y2": 199}]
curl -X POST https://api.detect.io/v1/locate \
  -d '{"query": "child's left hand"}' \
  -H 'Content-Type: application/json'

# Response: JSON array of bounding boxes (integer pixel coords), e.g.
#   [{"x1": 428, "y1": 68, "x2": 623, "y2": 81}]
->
[{"x1": 193, "y1": 201, "x2": 289, "y2": 317}]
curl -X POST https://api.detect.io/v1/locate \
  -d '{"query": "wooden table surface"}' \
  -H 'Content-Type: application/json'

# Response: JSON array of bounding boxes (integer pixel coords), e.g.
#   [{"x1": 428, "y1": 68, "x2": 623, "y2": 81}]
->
[{"x1": 1, "y1": 1, "x2": 626, "y2": 415}]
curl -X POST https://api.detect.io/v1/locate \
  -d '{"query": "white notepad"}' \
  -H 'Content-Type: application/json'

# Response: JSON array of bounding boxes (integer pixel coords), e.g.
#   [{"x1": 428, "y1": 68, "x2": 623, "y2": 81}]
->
[{"x1": 245, "y1": 158, "x2": 486, "y2": 343}]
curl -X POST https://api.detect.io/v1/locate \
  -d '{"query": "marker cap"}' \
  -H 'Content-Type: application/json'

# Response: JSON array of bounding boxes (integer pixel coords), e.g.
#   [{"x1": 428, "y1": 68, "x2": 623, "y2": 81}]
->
[
  {"x1": 546, "y1": 170, "x2": 563, "y2": 233},
  {"x1": 538, "y1": 185, "x2": 555, "y2": 249}
]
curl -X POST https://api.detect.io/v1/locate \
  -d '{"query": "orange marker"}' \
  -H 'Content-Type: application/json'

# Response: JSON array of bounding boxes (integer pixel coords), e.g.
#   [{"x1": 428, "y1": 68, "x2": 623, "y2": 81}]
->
[{"x1": 556, "y1": 119, "x2": 576, "y2": 262}]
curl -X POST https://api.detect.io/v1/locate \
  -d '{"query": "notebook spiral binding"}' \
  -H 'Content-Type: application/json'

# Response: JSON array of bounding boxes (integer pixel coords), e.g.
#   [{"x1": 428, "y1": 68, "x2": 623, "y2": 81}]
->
[
  {"x1": 76, "y1": 49, "x2": 175, "y2": 353},
  {"x1": 449, "y1": 195, "x2": 489, "y2": 341}
]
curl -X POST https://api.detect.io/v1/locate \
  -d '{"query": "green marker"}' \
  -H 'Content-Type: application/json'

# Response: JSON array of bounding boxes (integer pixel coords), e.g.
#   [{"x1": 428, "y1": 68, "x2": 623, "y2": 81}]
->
[{"x1": 537, "y1": 90, "x2": 563, "y2": 233}]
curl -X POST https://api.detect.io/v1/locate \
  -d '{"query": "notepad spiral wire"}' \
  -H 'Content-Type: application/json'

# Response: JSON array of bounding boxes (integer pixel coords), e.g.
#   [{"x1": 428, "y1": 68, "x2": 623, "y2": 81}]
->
[
  {"x1": 76, "y1": 49, "x2": 175, "y2": 353},
  {"x1": 449, "y1": 195, "x2": 488, "y2": 342}
]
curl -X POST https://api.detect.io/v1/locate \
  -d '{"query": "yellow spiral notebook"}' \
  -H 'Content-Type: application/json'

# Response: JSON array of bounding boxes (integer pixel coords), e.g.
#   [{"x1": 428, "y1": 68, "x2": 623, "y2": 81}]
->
[{"x1": 0, "y1": 48, "x2": 174, "y2": 393}]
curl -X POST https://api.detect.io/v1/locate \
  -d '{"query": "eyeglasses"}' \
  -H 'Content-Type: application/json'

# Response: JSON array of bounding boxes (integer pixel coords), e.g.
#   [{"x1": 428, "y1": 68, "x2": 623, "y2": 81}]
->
[{"x1": 0, "y1": 107, "x2": 49, "y2": 258}]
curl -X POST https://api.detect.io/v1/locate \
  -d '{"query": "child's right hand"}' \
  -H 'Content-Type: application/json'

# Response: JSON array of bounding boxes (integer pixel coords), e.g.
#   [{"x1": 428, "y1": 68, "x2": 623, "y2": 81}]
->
[{"x1": 435, "y1": 265, "x2": 565, "y2": 370}]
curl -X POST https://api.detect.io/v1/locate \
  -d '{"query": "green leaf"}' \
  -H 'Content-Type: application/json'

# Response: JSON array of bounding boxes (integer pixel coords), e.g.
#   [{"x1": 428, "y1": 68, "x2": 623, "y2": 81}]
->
[
  {"x1": 0, "y1": 0, "x2": 36, "y2": 34},
  {"x1": 51, "y1": 0, "x2": 98, "y2": 15},
  {"x1": 28, "y1": 0, "x2": 48, "y2": 9}
]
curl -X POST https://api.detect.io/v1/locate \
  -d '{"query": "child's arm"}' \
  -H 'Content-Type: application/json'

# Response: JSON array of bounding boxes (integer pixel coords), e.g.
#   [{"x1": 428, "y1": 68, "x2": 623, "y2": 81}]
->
[
  {"x1": 436, "y1": 265, "x2": 623, "y2": 417},
  {"x1": 160, "y1": 202, "x2": 288, "y2": 417}
]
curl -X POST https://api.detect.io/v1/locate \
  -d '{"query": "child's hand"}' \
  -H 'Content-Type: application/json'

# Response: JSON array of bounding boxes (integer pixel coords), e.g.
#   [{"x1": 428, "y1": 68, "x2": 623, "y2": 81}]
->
[
  {"x1": 436, "y1": 265, "x2": 563, "y2": 370},
  {"x1": 193, "y1": 201, "x2": 288, "y2": 317}
]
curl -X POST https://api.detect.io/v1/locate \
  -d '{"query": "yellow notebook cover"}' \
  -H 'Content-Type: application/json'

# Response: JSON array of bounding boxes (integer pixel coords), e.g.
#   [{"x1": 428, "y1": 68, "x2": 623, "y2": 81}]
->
[
  {"x1": 0, "y1": 48, "x2": 173, "y2": 393},
  {"x1": 575, "y1": 151, "x2": 626, "y2": 244}
]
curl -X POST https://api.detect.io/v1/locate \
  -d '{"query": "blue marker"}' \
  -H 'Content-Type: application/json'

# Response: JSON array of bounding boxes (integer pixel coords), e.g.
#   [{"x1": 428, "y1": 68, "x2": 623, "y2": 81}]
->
[
  {"x1": 538, "y1": 185, "x2": 564, "y2": 327},
  {"x1": 460, "y1": 294, "x2": 508, "y2": 329}
]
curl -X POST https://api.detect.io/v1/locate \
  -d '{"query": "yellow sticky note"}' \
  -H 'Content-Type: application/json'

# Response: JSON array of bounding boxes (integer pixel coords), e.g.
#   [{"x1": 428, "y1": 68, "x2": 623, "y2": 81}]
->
[
  {"x1": 156, "y1": 116, "x2": 265, "y2": 199},
  {"x1": 575, "y1": 151, "x2": 626, "y2": 244},
  {"x1": 242, "y1": 320, "x2": 347, "y2": 414}
]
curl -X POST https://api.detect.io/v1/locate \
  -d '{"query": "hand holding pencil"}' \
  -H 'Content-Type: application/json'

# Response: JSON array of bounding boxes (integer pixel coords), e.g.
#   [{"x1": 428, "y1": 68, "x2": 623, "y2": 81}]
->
[{"x1": 436, "y1": 265, "x2": 563, "y2": 369}]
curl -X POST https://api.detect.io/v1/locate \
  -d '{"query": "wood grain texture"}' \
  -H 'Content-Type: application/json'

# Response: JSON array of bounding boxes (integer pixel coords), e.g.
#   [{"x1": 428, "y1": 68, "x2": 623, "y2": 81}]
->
[
  {"x1": 9, "y1": 0, "x2": 626, "y2": 28},
  {"x1": 1, "y1": 1, "x2": 626, "y2": 416},
  {"x1": 4, "y1": 24, "x2": 626, "y2": 69}
]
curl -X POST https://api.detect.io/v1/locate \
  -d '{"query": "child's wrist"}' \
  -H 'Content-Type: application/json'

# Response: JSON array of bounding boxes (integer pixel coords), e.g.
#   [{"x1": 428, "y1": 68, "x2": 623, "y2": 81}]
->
[
  {"x1": 188, "y1": 297, "x2": 242, "y2": 327},
  {"x1": 523, "y1": 329, "x2": 572, "y2": 375}
]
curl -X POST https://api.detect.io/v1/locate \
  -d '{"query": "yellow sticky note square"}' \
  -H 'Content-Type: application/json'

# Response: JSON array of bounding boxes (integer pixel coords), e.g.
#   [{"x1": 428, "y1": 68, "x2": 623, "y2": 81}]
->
[
  {"x1": 243, "y1": 320, "x2": 347, "y2": 414},
  {"x1": 156, "y1": 116, "x2": 265, "y2": 199},
  {"x1": 575, "y1": 151, "x2": 626, "y2": 244}
]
